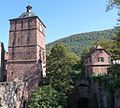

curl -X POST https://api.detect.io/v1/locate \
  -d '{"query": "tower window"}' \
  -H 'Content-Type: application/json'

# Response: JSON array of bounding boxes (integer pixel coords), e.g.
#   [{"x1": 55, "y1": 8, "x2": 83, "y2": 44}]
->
[
  {"x1": 98, "y1": 57, "x2": 104, "y2": 62},
  {"x1": 12, "y1": 51, "x2": 15, "y2": 59},
  {"x1": 12, "y1": 39, "x2": 15, "y2": 46},
  {"x1": 17, "y1": 38, "x2": 20, "y2": 45},
  {"x1": 21, "y1": 21, "x2": 23, "y2": 29},
  {"x1": 11, "y1": 72, "x2": 13, "y2": 75},
  {"x1": 27, "y1": 36, "x2": 29, "y2": 44},
  {"x1": 28, "y1": 19, "x2": 31, "y2": 28}
]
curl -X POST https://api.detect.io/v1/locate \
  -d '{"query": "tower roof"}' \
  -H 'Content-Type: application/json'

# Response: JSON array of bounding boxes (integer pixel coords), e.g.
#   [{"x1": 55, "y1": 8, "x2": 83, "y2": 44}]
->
[
  {"x1": 85, "y1": 45, "x2": 110, "y2": 58},
  {"x1": 19, "y1": 5, "x2": 36, "y2": 18},
  {"x1": 9, "y1": 5, "x2": 46, "y2": 28}
]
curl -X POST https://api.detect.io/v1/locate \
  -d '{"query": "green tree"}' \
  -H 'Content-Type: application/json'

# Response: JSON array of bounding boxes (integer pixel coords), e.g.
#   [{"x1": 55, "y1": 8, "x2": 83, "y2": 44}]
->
[
  {"x1": 106, "y1": 0, "x2": 120, "y2": 76},
  {"x1": 107, "y1": 0, "x2": 120, "y2": 11},
  {"x1": 109, "y1": 30, "x2": 120, "y2": 60},
  {"x1": 46, "y1": 43, "x2": 80, "y2": 106},
  {"x1": 28, "y1": 43, "x2": 80, "y2": 108},
  {"x1": 27, "y1": 85, "x2": 62, "y2": 108},
  {"x1": 79, "y1": 48, "x2": 89, "y2": 76},
  {"x1": 92, "y1": 37, "x2": 113, "y2": 53},
  {"x1": 108, "y1": 64, "x2": 120, "y2": 76},
  {"x1": 46, "y1": 43, "x2": 80, "y2": 91},
  {"x1": 108, "y1": 30, "x2": 120, "y2": 76}
]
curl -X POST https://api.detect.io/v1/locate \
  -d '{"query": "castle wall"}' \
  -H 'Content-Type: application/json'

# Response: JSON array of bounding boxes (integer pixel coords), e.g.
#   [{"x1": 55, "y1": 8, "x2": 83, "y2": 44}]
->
[{"x1": 0, "y1": 81, "x2": 28, "y2": 108}]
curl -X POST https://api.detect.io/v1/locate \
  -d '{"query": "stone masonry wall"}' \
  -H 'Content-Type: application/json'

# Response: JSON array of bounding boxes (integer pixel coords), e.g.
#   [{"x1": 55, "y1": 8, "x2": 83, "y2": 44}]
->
[{"x1": 0, "y1": 81, "x2": 28, "y2": 108}]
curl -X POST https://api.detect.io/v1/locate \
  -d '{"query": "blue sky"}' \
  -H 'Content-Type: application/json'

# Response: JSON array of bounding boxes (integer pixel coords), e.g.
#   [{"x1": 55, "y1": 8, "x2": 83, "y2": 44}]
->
[{"x1": 0, "y1": 0, "x2": 118, "y2": 50}]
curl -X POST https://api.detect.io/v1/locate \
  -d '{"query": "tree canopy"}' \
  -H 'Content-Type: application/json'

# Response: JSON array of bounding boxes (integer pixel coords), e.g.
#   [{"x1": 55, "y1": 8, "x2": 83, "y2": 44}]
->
[
  {"x1": 107, "y1": 0, "x2": 120, "y2": 11},
  {"x1": 28, "y1": 43, "x2": 80, "y2": 108},
  {"x1": 27, "y1": 85, "x2": 62, "y2": 108},
  {"x1": 46, "y1": 43, "x2": 80, "y2": 94}
]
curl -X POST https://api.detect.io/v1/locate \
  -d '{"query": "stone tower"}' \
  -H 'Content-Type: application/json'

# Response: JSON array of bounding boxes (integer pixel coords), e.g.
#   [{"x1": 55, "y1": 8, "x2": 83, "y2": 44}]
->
[{"x1": 7, "y1": 5, "x2": 46, "y2": 82}]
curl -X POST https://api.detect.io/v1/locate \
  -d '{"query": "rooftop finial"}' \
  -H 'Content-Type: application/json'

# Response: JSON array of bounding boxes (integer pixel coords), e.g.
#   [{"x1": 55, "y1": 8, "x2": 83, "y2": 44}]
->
[{"x1": 26, "y1": 5, "x2": 32, "y2": 12}]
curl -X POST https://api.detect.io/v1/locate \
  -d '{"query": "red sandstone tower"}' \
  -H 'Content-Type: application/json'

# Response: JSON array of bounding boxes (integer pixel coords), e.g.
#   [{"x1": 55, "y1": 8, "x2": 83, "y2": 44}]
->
[{"x1": 7, "y1": 5, "x2": 46, "y2": 82}]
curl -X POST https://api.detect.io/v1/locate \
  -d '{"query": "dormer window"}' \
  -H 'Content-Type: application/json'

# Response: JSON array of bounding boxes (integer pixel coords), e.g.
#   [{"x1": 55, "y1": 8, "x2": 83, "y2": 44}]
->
[{"x1": 98, "y1": 57, "x2": 104, "y2": 62}]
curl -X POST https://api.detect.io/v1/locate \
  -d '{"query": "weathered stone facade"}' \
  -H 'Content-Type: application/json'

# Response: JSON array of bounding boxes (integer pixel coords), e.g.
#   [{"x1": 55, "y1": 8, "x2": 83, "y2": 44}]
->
[
  {"x1": 7, "y1": 5, "x2": 46, "y2": 82},
  {"x1": 0, "y1": 79, "x2": 28, "y2": 108}
]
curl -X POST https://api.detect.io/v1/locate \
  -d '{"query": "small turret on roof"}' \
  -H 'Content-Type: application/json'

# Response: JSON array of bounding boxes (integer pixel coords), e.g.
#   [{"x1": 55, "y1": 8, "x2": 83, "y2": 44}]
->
[
  {"x1": 19, "y1": 5, "x2": 36, "y2": 18},
  {"x1": 9, "y1": 5, "x2": 46, "y2": 28}
]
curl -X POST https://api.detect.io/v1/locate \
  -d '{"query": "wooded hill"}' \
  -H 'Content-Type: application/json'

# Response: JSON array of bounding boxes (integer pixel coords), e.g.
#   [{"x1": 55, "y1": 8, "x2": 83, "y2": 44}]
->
[{"x1": 46, "y1": 29, "x2": 118, "y2": 56}]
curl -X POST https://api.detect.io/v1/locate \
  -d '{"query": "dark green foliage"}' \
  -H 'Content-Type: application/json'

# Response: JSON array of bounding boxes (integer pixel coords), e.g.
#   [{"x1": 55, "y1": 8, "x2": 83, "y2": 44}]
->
[
  {"x1": 93, "y1": 76, "x2": 120, "y2": 91},
  {"x1": 107, "y1": 29, "x2": 120, "y2": 76},
  {"x1": 91, "y1": 93, "x2": 98, "y2": 108},
  {"x1": 27, "y1": 85, "x2": 63, "y2": 108},
  {"x1": 46, "y1": 43, "x2": 80, "y2": 94},
  {"x1": 109, "y1": 30, "x2": 120, "y2": 60},
  {"x1": 79, "y1": 48, "x2": 90, "y2": 76},
  {"x1": 46, "y1": 29, "x2": 118, "y2": 57},
  {"x1": 108, "y1": 64, "x2": 120, "y2": 76},
  {"x1": 46, "y1": 43, "x2": 80, "y2": 107}
]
